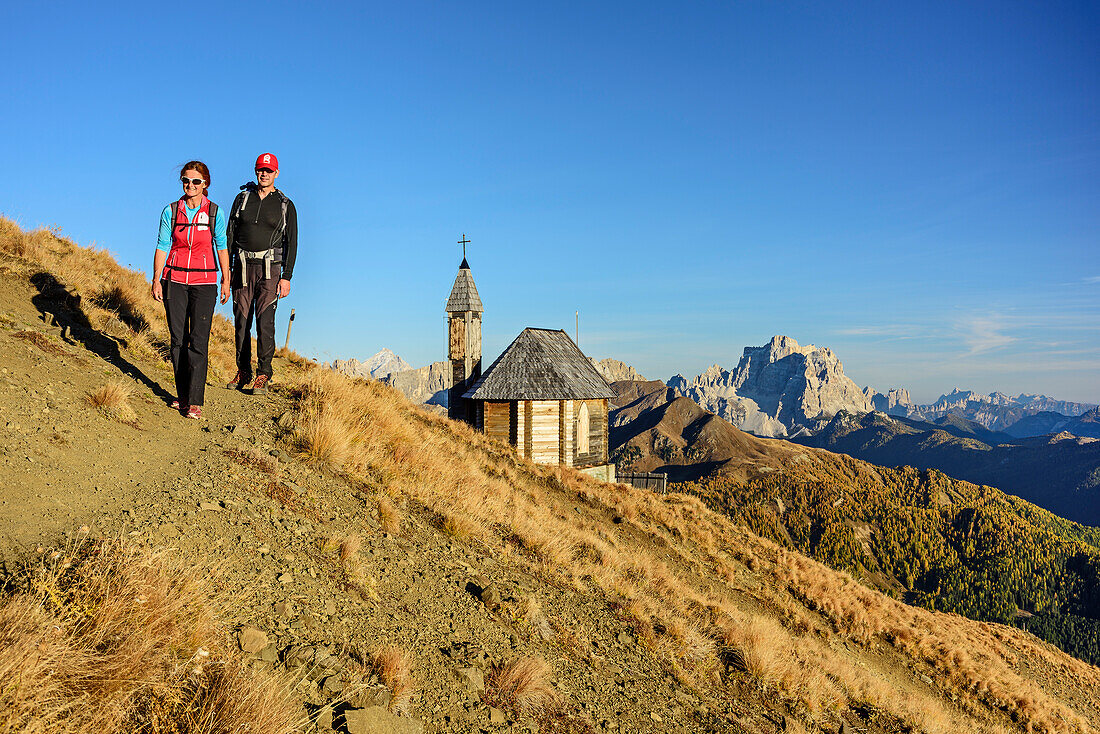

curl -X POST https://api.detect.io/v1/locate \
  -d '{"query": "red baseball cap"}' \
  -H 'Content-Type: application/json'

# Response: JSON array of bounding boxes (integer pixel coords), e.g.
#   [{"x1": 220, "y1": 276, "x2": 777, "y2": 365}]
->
[{"x1": 255, "y1": 153, "x2": 279, "y2": 171}]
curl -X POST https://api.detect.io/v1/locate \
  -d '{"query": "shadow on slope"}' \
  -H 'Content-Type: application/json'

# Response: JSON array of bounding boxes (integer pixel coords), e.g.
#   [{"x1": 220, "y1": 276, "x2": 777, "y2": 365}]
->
[{"x1": 30, "y1": 270, "x2": 172, "y2": 402}]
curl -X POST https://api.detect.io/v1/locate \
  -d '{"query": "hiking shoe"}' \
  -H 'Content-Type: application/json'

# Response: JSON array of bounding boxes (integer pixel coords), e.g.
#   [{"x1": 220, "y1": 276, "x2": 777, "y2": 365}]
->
[
  {"x1": 251, "y1": 374, "x2": 270, "y2": 395},
  {"x1": 226, "y1": 371, "x2": 251, "y2": 390},
  {"x1": 185, "y1": 406, "x2": 202, "y2": 420}
]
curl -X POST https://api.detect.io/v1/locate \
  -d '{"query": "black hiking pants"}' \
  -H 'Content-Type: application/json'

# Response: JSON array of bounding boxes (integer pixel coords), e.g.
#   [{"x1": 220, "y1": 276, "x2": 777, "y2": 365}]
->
[
  {"x1": 162, "y1": 280, "x2": 216, "y2": 407},
  {"x1": 231, "y1": 261, "x2": 280, "y2": 380}
]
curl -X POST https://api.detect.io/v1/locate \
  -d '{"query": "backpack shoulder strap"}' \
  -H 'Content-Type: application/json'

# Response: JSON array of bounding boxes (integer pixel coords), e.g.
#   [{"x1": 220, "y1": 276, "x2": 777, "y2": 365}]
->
[
  {"x1": 207, "y1": 201, "x2": 220, "y2": 269},
  {"x1": 271, "y1": 188, "x2": 289, "y2": 232},
  {"x1": 234, "y1": 185, "x2": 250, "y2": 219},
  {"x1": 166, "y1": 199, "x2": 183, "y2": 231}
]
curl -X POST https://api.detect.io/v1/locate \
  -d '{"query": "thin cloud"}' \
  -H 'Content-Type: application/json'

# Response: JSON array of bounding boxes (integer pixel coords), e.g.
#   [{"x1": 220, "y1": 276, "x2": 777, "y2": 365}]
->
[
  {"x1": 956, "y1": 314, "x2": 1017, "y2": 356},
  {"x1": 835, "y1": 324, "x2": 930, "y2": 340},
  {"x1": 1084, "y1": 275, "x2": 1100, "y2": 284}
]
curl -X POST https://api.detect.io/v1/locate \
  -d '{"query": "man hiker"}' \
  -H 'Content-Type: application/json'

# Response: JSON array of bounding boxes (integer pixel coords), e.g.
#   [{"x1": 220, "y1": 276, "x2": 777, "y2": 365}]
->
[{"x1": 225, "y1": 152, "x2": 298, "y2": 394}]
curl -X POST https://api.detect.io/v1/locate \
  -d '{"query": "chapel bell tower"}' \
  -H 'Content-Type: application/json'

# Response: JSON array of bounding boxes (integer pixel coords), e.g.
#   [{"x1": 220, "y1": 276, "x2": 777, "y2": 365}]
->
[{"x1": 445, "y1": 240, "x2": 482, "y2": 424}]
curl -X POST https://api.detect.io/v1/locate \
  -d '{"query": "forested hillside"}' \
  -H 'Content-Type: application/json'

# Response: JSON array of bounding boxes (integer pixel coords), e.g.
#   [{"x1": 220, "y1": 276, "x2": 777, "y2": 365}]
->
[{"x1": 677, "y1": 460, "x2": 1100, "y2": 664}]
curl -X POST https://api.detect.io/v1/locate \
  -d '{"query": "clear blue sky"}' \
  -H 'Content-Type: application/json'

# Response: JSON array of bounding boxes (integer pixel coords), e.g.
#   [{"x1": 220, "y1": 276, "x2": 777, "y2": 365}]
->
[{"x1": 2, "y1": 1, "x2": 1097, "y2": 404}]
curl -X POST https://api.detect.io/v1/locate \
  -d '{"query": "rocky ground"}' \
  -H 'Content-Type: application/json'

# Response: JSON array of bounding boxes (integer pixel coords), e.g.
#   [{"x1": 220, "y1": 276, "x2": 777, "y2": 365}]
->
[{"x1": 0, "y1": 266, "x2": 740, "y2": 733}]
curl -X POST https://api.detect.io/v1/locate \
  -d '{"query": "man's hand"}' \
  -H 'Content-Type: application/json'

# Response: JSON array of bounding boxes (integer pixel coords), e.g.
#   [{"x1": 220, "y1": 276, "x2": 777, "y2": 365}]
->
[
  {"x1": 220, "y1": 278, "x2": 230, "y2": 305},
  {"x1": 277, "y1": 279, "x2": 291, "y2": 298}
]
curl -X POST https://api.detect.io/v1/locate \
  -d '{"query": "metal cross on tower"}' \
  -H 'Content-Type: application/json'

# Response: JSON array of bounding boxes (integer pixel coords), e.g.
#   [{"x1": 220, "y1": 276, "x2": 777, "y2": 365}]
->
[{"x1": 458, "y1": 233, "x2": 470, "y2": 259}]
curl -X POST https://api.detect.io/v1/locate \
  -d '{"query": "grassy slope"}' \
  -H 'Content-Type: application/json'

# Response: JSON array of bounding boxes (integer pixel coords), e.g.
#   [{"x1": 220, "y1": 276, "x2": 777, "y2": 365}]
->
[
  {"x1": 680, "y1": 457, "x2": 1100, "y2": 662},
  {"x1": 2, "y1": 217, "x2": 1100, "y2": 733},
  {"x1": 607, "y1": 380, "x2": 1100, "y2": 665}
]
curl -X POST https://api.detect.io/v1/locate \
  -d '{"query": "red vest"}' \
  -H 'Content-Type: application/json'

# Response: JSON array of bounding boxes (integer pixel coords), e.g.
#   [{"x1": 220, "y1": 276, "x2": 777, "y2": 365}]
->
[{"x1": 163, "y1": 197, "x2": 218, "y2": 285}]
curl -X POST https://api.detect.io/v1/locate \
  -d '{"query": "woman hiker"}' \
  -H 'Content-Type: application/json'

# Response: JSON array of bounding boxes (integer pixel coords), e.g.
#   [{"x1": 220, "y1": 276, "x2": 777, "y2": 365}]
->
[{"x1": 151, "y1": 161, "x2": 230, "y2": 419}]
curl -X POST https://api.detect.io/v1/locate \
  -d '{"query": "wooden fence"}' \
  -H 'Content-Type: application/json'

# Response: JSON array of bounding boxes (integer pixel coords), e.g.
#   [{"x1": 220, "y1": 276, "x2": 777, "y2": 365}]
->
[{"x1": 618, "y1": 471, "x2": 668, "y2": 494}]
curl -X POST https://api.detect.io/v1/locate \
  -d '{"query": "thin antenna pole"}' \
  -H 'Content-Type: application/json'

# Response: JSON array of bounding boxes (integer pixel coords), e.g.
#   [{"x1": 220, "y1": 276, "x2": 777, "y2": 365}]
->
[{"x1": 576, "y1": 310, "x2": 579, "y2": 346}]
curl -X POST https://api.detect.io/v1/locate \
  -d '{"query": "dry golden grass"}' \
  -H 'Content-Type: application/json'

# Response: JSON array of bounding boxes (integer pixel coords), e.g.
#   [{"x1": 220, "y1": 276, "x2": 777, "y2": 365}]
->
[
  {"x1": 126, "y1": 326, "x2": 167, "y2": 363},
  {"x1": 279, "y1": 363, "x2": 1100, "y2": 734},
  {"x1": 86, "y1": 380, "x2": 133, "y2": 409},
  {"x1": 275, "y1": 345, "x2": 309, "y2": 365},
  {"x1": 522, "y1": 595, "x2": 554, "y2": 641},
  {"x1": 719, "y1": 615, "x2": 794, "y2": 688},
  {"x1": 338, "y1": 534, "x2": 361, "y2": 565},
  {"x1": 440, "y1": 509, "x2": 486, "y2": 541},
  {"x1": 0, "y1": 538, "x2": 301, "y2": 733},
  {"x1": 85, "y1": 381, "x2": 138, "y2": 424},
  {"x1": 372, "y1": 645, "x2": 416, "y2": 714},
  {"x1": 485, "y1": 657, "x2": 559, "y2": 719},
  {"x1": 297, "y1": 404, "x2": 356, "y2": 469},
  {"x1": 377, "y1": 495, "x2": 402, "y2": 535}
]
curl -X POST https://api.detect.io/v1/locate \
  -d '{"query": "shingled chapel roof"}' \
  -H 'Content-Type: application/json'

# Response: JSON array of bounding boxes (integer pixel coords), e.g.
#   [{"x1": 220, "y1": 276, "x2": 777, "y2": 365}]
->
[
  {"x1": 463, "y1": 328, "x2": 615, "y2": 401},
  {"x1": 445, "y1": 259, "x2": 483, "y2": 313}
]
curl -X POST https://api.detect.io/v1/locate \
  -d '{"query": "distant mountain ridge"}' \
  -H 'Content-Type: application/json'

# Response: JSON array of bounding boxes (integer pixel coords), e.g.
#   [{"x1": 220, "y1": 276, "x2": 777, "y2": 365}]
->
[
  {"x1": 327, "y1": 348, "x2": 412, "y2": 380},
  {"x1": 381, "y1": 361, "x2": 449, "y2": 407},
  {"x1": 904, "y1": 390, "x2": 1098, "y2": 433},
  {"x1": 793, "y1": 409, "x2": 1100, "y2": 526},
  {"x1": 1005, "y1": 408, "x2": 1100, "y2": 439},
  {"x1": 608, "y1": 379, "x2": 804, "y2": 483},
  {"x1": 331, "y1": 340, "x2": 1098, "y2": 442},
  {"x1": 666, "y1": 335, "x2": 1097, "y2": 439}
]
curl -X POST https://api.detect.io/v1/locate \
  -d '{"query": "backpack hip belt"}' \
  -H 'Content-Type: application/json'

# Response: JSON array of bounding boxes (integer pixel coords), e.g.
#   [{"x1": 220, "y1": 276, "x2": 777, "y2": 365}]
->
[{"x1": 238, "y1": 248, "x2": 278, "y2": 285}]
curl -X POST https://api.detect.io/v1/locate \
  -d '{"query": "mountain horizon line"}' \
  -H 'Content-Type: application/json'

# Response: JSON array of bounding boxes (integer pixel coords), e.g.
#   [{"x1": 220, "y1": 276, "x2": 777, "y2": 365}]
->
[{"x1": 334, "y1": 334, "x2": 1099, "y2": 410}]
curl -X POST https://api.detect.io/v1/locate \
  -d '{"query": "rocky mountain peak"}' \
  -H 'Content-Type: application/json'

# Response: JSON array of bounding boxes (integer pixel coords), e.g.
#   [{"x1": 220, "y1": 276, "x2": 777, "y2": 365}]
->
[
  {"x1": 328, "y1": 348, "x2": 413, "y2": 381},
  {"x1": 670, "y1": 335, "x2": 872, "y2": 437},
  {"x1": 590, "y1": 358, "x2": 646, "y2": 383}
]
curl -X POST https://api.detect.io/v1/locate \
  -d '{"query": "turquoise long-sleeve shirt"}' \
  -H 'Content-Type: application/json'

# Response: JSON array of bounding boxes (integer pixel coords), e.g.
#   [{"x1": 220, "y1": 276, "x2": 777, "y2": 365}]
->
[{"x1": 156, "y1": 201, "x2": 228, "y2": 252}]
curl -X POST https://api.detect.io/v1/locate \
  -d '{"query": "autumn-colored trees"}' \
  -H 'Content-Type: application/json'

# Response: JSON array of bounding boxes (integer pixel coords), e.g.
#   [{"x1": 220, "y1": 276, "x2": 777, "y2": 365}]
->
[{"x1": 678, "y1": 464, "x2": 1100, "y2": 664}]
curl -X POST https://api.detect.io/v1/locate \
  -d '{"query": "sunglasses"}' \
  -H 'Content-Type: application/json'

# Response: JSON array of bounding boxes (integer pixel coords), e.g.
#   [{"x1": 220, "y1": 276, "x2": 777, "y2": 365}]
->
[
  {"x1": 180, "y1": 177, "x2": 205, "y2": 186},
  {"x1": 255, "y1": 168, "x2": 275, "y2": 174}
]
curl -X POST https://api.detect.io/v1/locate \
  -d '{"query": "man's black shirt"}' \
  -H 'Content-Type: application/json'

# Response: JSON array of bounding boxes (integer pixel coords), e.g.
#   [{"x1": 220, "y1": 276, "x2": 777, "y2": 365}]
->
[{"x1": 227, "y1": 186, "x2": 298, "y2": 280}]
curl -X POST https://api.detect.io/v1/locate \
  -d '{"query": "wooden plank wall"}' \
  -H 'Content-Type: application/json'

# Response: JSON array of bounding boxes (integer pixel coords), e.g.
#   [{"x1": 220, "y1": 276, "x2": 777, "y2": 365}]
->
[
  {"x1": 530, "y1": 400, "x2": 560, "y2": 464},
  {"x1": 596, "y1": 398, "x2": 608, "y2": 463},
  {"x1": 467, "y1": 313, "x2": 482, "y2": 363},
  {"x1": 558, "y1": 400, "x2": 574, "y2": 466},
  {"x1": 483, "y1": 401, "x2": 510, "y2": 445},
  {"x1": 515, "y1": 401, "x2": 528, "y2": 458},
  {"x1": 448, "y1": 316, "x2": 466, "y2": 356},
  {"x1": 523, "y1": 400, "x2": 533, "y2": 459}
]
